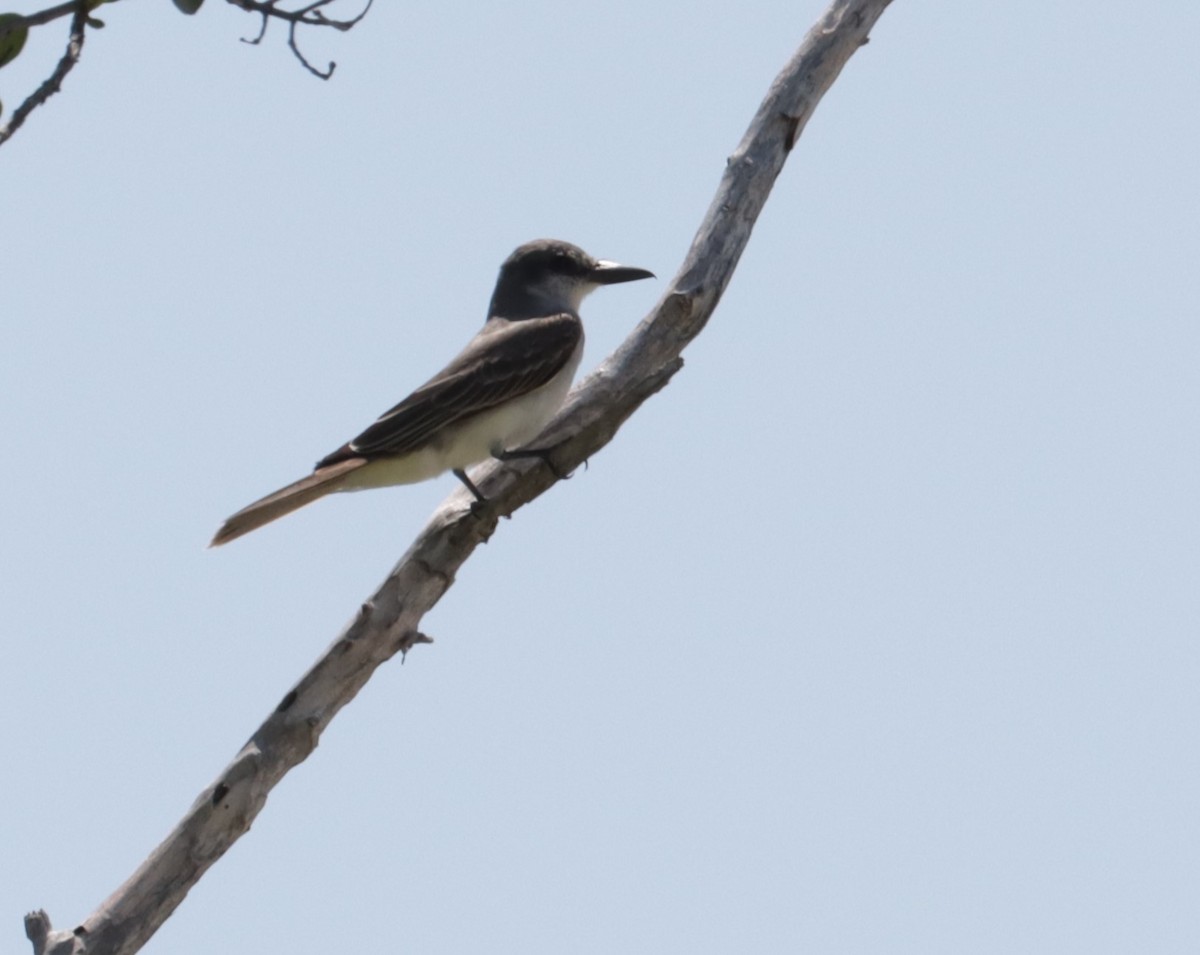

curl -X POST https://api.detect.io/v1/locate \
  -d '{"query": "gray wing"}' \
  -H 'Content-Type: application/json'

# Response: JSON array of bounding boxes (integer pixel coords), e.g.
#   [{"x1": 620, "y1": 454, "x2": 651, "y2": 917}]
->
[{"x1": 317, "y1": 313, "x2": 582, "y2": 467}]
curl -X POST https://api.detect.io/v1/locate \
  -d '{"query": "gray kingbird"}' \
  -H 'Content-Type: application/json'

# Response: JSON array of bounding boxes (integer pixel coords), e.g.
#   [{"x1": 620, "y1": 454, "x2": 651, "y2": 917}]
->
[{"x1": 211, "y1": 239, "x2": 654, "y2": 546}]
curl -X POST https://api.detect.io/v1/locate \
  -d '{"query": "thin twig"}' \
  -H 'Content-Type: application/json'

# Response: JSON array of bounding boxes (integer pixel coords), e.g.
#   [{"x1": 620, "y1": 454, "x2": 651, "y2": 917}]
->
[
  {"x1": 0, "y1": 0, "x2": 371, "y2": 149},
  {"x1": 231, "y1": 0, "x2": 371, "y2": 77},
  {"x1": 0, "y1": 2, "x2": 87, "y2": 147},
  {"x1": 229, "y1": 0, "x2": 370, "y2": 28},
  {"x1": 0, "y1": 0, "x2": 85, "y2": 41}
]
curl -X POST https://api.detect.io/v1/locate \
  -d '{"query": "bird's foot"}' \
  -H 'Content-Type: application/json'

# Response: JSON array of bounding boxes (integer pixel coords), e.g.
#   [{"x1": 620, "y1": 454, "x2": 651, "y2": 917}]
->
[
  {"x1": 454, "y1": 468, "x2": 489, "y2": 506},
  {"x1": 454, "y1": 468, "x2": 512, "y2": 522}
]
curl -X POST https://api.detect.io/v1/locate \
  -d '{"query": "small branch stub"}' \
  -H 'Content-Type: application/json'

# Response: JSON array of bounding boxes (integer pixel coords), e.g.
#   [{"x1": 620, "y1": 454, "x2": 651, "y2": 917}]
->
[{"x1": 24, "y1": 910, "x2": 83, "y2": 955}]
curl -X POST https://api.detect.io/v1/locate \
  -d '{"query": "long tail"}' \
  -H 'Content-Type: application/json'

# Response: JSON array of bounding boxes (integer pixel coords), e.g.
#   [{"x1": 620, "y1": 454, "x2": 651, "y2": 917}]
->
[{"x1": 210, "y1": 458, "x2": 368, "y2": 547}]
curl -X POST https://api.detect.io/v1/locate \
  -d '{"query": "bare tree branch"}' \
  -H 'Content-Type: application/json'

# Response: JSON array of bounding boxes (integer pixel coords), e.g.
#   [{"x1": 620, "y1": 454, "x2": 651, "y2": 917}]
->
[
  {"x1": 0, "y1": 2, "x2": 87, "y2": 148},
  {"x1": 22, "y1": 2, "x2": 894, "y2": 953},
  {"x1": 0, "y1": 0, "x2": 371, "y2": 149},
  {"x1": 232, "y1": 0, "x2": 373, "y2": 79}
]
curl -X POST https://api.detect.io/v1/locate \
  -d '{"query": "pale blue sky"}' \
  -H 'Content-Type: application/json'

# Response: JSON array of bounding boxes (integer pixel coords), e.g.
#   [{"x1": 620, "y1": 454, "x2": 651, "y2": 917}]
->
[{"x1": 3, "y1": 2, "x2": 1198, "y2": 953}]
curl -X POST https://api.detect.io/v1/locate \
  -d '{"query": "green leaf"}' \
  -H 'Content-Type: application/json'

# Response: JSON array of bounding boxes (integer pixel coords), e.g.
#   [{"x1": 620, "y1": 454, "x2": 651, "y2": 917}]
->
[
  {"x1": 171, "y1": 0, "x2": 204, "y2": 13},
  {"x1": 86, "y1": 0, "x2": 118, "y2": 28},
  {"x1": 0, "y1": 13, "x2": 29, "y2": 70}
]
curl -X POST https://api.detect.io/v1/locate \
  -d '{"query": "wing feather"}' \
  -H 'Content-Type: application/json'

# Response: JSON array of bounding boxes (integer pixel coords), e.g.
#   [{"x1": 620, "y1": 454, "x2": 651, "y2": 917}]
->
[{"x1": 317, "y1": 314, "x2": 581, "y2": 467}]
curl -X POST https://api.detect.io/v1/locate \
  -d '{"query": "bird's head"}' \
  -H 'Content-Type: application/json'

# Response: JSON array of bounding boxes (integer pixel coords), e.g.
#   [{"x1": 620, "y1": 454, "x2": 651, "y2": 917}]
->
[{"x1": 489, "y1": 239, "x2": 654, "y2": 318}]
